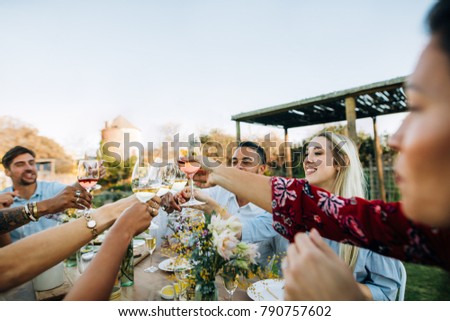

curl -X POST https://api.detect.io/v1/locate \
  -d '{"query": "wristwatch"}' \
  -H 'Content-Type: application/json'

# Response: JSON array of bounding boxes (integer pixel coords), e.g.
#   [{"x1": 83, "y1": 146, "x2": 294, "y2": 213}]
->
[{"x1": 83, "y1": 211, "x2": 98, "y2": 238}]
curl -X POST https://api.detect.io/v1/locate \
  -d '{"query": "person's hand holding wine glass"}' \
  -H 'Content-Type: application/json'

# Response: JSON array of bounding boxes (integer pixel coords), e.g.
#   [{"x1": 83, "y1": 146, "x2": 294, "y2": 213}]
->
[
  {"x1": 131, "y1": 157, "x2": 161, "y2": 227},
  {"x1": 177, "y1": 160, "x2": 205, "y2": 207},
  {"x1": 175, "y1": 135, "x2": 207, "y2": 207},
  {"x1": 177, "y1": 154, "x2": 222, "y2": 190}
]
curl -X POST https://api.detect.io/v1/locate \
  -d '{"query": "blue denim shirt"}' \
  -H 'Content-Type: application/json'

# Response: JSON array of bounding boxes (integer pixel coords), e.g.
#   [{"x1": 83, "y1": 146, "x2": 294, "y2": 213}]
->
[
  {"x1": 1, "y1": 181, "x2": 66, "y2": 242},
  {"x1": 323, "y1": 239, "x2": 402, "y2": 301}
]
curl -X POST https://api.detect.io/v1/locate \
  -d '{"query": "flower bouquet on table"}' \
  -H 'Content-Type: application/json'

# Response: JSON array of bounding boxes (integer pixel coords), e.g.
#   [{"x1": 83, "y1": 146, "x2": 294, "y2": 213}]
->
[{"x1": 166, "y1": 210, "x2": 260, "y2": 301}]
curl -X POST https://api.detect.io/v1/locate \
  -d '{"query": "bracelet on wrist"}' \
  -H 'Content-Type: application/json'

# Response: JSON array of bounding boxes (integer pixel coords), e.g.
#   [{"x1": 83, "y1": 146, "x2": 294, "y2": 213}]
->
[
  {"x1": 32, "y1": 201, "x2": 38, "y2": 218},
  {"x1": 21, "y1": 207, "x2": 30, "y2": 221},
  {"x1": 23, "y1": 203, "x2": 39, "y2": 222},
  {"x1": 83, "y1": 211, "x2": 98, "y2": 238}
]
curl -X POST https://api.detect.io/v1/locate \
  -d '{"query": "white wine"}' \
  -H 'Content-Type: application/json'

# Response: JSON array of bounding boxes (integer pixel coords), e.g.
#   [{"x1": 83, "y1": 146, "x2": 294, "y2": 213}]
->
[
  {"x1": 133, "y1": 187, "x2": 159, "y2": 202},
  {"x1": 157, "y1": 186, "x2": 172, "y2": 197},
  {"x1": 171, "y1": 179, "x2": 188, "y2": 192},
  {"x1": 145, "y1": 237, "x2": 157, "y2": 254}
]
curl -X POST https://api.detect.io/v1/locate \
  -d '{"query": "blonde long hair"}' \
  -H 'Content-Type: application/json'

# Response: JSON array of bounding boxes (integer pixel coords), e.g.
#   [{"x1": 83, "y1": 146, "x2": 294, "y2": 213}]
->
[{"x1": 317, "y1": 132, "x2": 367, "y2": 271}]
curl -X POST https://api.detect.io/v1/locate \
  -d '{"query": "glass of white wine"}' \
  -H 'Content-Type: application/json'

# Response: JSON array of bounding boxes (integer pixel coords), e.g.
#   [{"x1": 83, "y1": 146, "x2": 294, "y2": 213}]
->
[
  {"x1": 166, "y1": 162, "x2": 188, "y2": 226},
  {"x1": 173, "y1": 256, "x2": 190, "y2": 300},
  {"x1": 221, "y1": 266, "x2": 239, "y2": 301},
  {"x1": 131, "y1": 157, "x2": 161, "y2": 228},
  {"x1": 144, "y1": 225, "x2": 159, "y2": 273},
  {"x1": 171, "y1": 163, "x2": 188, "y2": 193},
  {"x1": 157, "y1": 162, "x2": 177, "y2": 197}
]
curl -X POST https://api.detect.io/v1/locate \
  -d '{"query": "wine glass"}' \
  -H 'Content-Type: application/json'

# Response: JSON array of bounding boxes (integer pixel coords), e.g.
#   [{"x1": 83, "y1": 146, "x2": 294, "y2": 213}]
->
[
  {"x1": 166, "y1": 164, "x2": 188, "y2": 224},
  {"x1": 171, "y1": 164, "x2": 188, "y2": 193},
  {"x1": 77, "y1": 159, "x2": 100, "y2": 214},
  {"x1": 77, "y1": 159, "x2": 100, "y2": 193},
  {"x1": 157, "y1": 162, "x2": 177, "y2": 197},
  {"x1": 221, "y1": 269, "x2": 239, "y2": 301},
  {"x1": 177, "y1": 159, "x2": 205, "y2": 207},
  {"x1": 131, "y1": 158, "x2": 162, "y2": 228},
  {"x1": 177, "y1": 134, "x2": 205, "y2": 207},
  {"x1": 144, "y1": 225, "x2": 159, "y2": 273},
  {"x1": 173, "y1": 256, "x2": 190, "y2": 300}
]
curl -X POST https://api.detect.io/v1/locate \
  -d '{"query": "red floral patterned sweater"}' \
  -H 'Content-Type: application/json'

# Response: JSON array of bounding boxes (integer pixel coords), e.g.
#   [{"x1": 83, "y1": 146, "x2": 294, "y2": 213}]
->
[{"x1": 271, "y1": 177, "x2": 450, "y2": 270}]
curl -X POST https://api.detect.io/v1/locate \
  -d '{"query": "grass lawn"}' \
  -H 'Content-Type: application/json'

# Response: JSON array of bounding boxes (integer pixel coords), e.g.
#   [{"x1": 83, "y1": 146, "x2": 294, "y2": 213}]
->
[{"x1": 404, "y1": 262, "x2": 450, "y2": 300}]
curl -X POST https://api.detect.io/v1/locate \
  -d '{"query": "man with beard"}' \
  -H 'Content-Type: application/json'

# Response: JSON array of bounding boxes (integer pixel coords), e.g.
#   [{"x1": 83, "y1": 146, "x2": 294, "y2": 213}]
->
[
  {"x1": 1, "y1": 146, "x2": 76, "y2": 244},
  {"x1": 176, "y1": 141, "x2": 288, "y2": 268}
]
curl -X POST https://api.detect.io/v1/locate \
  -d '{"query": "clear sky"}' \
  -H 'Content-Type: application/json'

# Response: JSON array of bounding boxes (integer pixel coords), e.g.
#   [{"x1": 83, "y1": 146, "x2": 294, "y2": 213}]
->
[{"x1": 0, "y1": 0, "x2": 435, "y2": 157}]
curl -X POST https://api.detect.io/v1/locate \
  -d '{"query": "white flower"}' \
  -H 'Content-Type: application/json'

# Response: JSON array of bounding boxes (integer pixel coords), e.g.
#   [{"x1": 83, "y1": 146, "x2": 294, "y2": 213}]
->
[
  {"x1": 209, "y1": 215, "x2": 242, "y2": 237},
  {"x1": 236, "y1": 242, "x2": 260, "y2": 264},
  {"x1": 212, "y1": 229, "x2": 239, "y2": 260}
]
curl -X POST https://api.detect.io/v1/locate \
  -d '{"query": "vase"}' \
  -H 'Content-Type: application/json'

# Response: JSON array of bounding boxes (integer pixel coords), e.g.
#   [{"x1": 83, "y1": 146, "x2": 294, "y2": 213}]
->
[
  {"x1": 194, "y1": 281, "x2": 218, "y2": 301},
  {"x1": 119, "y1": 241, "x2": 134, "y2": 287}
]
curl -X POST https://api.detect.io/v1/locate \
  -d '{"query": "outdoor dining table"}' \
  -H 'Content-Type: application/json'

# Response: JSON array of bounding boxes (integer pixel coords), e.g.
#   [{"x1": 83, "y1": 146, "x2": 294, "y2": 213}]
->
[{"x1": 35, "y1": 248, "x2": 253, "y2": 301}]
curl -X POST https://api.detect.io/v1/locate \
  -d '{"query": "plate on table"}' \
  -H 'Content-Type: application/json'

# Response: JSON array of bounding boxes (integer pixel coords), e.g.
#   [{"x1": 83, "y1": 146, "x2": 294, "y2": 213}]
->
[
  {"x1": 247, "y1": 279, "x2": 285, "y2": 301},
  {"x1": 133, "y1": 239, "x2": 145, "y2": 257},
  {"x1": 93, "y1": 233, "x2": 105, "y2": 245},
  {"x1": 158, "y1": 258, "x2": 175, "y2": 272}
]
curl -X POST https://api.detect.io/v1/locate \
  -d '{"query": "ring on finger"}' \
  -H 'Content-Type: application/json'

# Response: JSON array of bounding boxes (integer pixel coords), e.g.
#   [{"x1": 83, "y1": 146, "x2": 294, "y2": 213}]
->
[
  {"x1": 147, "y1": 206, "x2": 157, "y2": 217},
  {"x1": 76, "y1": 196, "x2": 80, "y2": 203},
  {"x1": 75, "y1": 190, "x2": 81, "y2": 197}
]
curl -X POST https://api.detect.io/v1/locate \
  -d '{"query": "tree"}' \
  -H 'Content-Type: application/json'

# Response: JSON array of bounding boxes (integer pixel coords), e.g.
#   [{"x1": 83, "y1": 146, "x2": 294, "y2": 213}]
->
[{"x1": 0, "y1": 116, "x2": 74, "y2": 173}]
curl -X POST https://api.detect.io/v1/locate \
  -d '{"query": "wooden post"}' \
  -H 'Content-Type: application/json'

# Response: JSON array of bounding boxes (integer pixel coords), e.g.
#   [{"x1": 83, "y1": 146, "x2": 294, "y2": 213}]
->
[
  {"x1": 368, "y1": 157, "x2": 375, "y2": 200},
  {"x1": 372, "y1": 117, "x2": 386, "y2": 201},
  {"x1": 284, "y1": 127, "x2": 293, "y2": 178},
  {"x1": 345, "y1": 96, "x2": 358, "y2": 144},
  {"x1": 236, "y1": 121, "x2": 241, "y2": 143}
]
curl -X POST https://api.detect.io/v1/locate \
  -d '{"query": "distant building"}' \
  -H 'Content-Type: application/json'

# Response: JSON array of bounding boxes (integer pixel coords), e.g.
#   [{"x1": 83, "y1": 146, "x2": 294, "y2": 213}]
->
[
  {"x1": 35, "y1": 158, "x2": 56, "y2": 180},
  {"x1": 101, "y1": 115, "x2": 143, "y2": 161}
]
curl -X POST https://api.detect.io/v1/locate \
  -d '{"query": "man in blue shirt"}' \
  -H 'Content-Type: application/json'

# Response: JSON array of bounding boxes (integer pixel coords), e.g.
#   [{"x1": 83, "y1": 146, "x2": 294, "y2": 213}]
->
[
  {"x1": 0, "y1": 146, "x2": 87, "y2": 243},
  {"x1": 176, "y1": 141, "x2": 288, "y2": 268}
]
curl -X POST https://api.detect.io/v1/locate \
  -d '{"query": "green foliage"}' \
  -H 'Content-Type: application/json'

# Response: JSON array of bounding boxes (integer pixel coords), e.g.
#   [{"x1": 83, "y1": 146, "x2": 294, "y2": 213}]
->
[
  {"x1": 404, "y1": 262, "x2": 450, "y2": 300},
  {"x1": 92, "y1": 190, "x2": 132, "y2": 208},
  {"x1": 200, "y1": 129, "x2": 237, "y2": 166},
  {"x1": 98, "y1": 155, "x2": 136, "y2": 189}
]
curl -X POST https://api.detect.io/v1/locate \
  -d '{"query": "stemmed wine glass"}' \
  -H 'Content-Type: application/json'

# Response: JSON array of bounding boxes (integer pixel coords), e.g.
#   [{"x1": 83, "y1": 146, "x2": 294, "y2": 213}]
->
[
  {"x1": 173, "y1": 256, "x2": 190, "y2": 301},
  {"x1": 170, "y1": 163, "x2": 188, "y2": 193},
  {"x1": 221, "y1": 267, "x2": 239, "y2": 301},
  {"x1": 165, "y1": 163, "x2": 188, "y2": 226},
  {"x1": 131, "y1": 157, "x2": 161, "y2": 228},
  {"x1": 177, "y1": 159, "x2": 205, "y2": 207},
  {"x1": 177, "y1": 134, "x2": 205, "y2": 207},
  {"x1": 143, "y1": 224, "x2": 159, "y2": 273},
  {"x1": 77, "y1": 159, "x2": 100, "y2": 214},
  {"x1": 158, "y1": 162, "x2": 177, "y2": 197}
]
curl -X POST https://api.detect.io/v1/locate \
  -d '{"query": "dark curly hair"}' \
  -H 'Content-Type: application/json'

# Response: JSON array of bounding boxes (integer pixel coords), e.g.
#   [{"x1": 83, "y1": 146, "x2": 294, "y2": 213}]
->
[
  {"x1": 1, "y1": 146, "x2": 36, "y2": 170},
  {"x1": 237, "y1": 141, "x2": 267, "y2": 165}
]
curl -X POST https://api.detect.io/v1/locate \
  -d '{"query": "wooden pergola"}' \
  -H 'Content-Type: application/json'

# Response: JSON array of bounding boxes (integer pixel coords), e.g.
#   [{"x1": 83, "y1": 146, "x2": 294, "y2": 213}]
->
[{"x1": 231, "y1": 76, "x2": 407, "y2": 201}]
